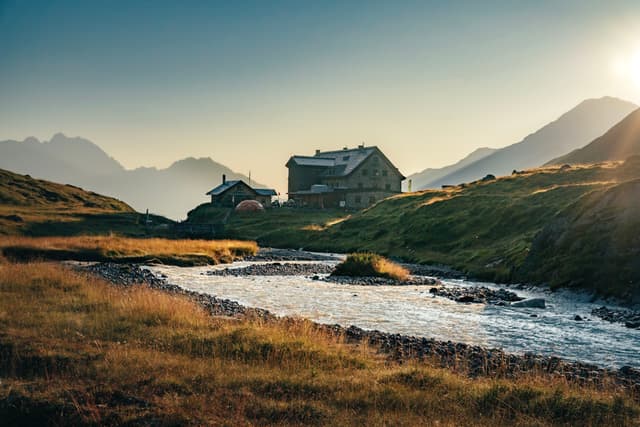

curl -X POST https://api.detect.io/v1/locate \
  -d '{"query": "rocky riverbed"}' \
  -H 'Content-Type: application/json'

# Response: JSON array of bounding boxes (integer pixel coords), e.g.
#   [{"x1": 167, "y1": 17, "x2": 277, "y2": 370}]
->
[
  {"x1": 206, "y1": 262, "x2": 335, "y2": 277},
  {"x1": 323, "y1": 275, "x2": 439, "y2": 286},
  {"x1": 592, "y1": 306, "x2": 640, "y2": 329},
  {"x1": 426, "y1": 284, "x2": 523, "y2": 305},
  {"x1": 79, "y1": 262, "x2": 640, "y2": 391}
]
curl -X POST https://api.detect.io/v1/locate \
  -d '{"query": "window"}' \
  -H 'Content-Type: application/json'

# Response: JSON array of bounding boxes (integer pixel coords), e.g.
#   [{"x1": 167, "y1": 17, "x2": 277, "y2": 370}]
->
[
  {"x1": 343, "y1": 155, "x2": 350, "y2": 161},
  {"x1": 374, "y1": 169, "x2": 380, "y2": 176},
  {"x1": 355, "y1": 196, "x2": 362, "y2": 204},
  {"x1": 362, "y1": 169, "x2": 368, "y2": 176},
  {"x1": 385, "y1": 183, "x2": 391, "y2": 190},
  {"x1": 372, "y1": 156, "x2": 379, "y2": 163},
  {"x1": 382, "y1": 170, "x2": 388, "y2": 177},
  {"x1": 369, "y1": 196, "x2": 376, "y2": 204},
  {"x1": 358, "y1": 182, "x2": 363, "y2": 189}
]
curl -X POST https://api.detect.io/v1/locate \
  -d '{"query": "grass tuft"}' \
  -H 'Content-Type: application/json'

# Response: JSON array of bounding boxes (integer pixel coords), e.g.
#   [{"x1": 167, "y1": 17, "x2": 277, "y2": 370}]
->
[{"x1": 333, "y1": 252, "x2": 410, "y2": 281}]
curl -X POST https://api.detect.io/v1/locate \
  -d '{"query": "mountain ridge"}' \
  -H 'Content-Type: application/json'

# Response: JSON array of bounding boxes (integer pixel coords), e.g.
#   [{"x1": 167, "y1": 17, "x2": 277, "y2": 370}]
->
[
  {"x1": 546, "y1": 107, "x2": 640, "y2": 165},
  {"x1": 426, "y1": 97, "x2": 638, "y2": 188},
  {"x1": 0, "y1": 134, "x2": 269, "y2": 219}
]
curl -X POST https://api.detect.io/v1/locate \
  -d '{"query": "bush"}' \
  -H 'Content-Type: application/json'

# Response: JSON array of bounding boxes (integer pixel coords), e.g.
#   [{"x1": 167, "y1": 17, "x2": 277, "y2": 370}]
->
[{"x1": 332, "y1": 253, "x2": 409, "y2": 281}]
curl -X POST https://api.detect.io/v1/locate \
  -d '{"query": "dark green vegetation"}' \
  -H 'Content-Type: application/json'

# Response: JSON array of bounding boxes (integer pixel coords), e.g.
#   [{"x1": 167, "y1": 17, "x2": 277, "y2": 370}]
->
[
  {"x1": 1, "y1": 262, "x2": 637, "y2": 426},
  {"x1": 333, "y1": 253, "x2": 409, "y2": 281},
  {"x1": 0, "y1": 168, "x2": 172, "y2": 237},
  {"x1": 190, "y1": 159, "x2": 640, "y2": 300}
]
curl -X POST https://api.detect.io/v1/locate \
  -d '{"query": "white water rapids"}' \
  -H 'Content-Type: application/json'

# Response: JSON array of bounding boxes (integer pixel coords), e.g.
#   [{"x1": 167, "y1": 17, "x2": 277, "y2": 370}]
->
[{"x1": 149, "y1": 260, "x2": 640, "y2": 369}]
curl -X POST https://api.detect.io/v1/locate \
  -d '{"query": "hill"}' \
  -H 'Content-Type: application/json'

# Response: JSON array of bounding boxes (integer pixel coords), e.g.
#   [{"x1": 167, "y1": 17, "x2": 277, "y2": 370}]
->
[
  {"x1": 193, "y1": 160, "x2": 640, "y2": 300},
  {"x1": 546, "y1": 108, "x2": 640, "y2": 165},
  {"x1": 426, "y1": 97, "x2": 637, "y2": 188},
  {"x1": 404, "y1": 147, "x2": 498, "y2": 191},
  {"x1": 0, "y1": 168, "x2": 170, "y2": 236},
  {"x1": 0, "y1": 134, "x2": 267, "y2": 220}
]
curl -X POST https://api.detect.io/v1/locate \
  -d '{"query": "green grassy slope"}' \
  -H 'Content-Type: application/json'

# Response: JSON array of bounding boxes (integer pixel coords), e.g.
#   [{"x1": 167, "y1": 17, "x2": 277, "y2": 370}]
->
[{"x1": 0, "y1": 168, "x2": 173, "y2": 236}]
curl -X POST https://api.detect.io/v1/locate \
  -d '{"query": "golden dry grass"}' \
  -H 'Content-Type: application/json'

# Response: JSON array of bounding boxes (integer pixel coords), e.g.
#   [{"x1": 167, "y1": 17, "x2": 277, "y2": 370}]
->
[
  {"x1": 0, "y1": 262, "x2": 638, "y2": 425},
  {"x1": 333, "y1": 253, "x2": 410, "y2": 281},
  {"x1": 0, "y1": 235, "x2": 257, "y2": 265}
]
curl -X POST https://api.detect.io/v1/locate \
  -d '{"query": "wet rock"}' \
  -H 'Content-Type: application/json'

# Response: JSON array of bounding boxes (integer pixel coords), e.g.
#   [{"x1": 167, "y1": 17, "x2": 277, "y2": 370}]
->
[
  {"x1": 324, "y1": 275, "x2": 439, "y2": 287},
  {"x1": 207, "y1": 262, "x2": 334, "y2": 277},
  {"x1": 511, "y1": 298, "x2": 546, "y2": 308},
  {"x1": 592, "y1": 306, "x2": 640, "y2": 329},
  {"x1": 428, "y1": 285, "x2": 522, "y2": 306}
]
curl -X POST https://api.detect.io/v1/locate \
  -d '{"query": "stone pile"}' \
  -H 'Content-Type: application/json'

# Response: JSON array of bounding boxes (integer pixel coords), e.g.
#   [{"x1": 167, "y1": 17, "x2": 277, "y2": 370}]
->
[
  {"x1": 206, "y1": 262, "x2": 335, "y2": 277},
  {"x1": 427, "y1": 285, "x2": 523, "y2": 305},
  {"x1": 324, "y1": 275, "x2": 439, "y2": 286}
]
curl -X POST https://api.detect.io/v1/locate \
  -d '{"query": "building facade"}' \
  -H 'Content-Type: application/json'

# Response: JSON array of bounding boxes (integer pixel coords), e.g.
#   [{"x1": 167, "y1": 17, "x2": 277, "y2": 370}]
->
[{"x1": 286, "y1": 145, "x2": 404, "y2": 209}]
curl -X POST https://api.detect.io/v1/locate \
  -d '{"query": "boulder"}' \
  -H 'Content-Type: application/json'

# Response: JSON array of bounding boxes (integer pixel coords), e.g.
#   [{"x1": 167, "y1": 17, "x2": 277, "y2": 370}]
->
[{"x1": 511, "y1": 298, "x2": 546, "y2": 309}]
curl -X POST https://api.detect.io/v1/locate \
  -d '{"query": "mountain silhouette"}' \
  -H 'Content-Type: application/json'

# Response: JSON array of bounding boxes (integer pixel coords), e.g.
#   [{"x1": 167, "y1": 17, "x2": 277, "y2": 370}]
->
[
  {"x1": 546, "y1": 108, "x2": 640, "y2": 165},
  {"x1": 0, "y1": 134, "x2": 267, "y2": 219},
  {"x1": 425, "y1": 97, "x2": 637, "y2": 188},
  {"x1": 405, "y1": 147, "x2": 498, "y2": 191}
]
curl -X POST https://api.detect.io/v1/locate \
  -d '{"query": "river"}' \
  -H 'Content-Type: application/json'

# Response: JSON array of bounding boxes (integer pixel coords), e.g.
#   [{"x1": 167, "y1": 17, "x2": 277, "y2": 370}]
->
[{"x1": 149, "y1": 259, "x2": 640, "y2": 369}]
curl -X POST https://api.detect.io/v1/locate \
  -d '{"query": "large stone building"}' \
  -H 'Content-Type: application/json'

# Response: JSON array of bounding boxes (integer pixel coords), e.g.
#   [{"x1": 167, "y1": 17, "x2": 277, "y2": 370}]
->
[{"x1": 286, "y1": 145, "x2": 405, "y2": 209}]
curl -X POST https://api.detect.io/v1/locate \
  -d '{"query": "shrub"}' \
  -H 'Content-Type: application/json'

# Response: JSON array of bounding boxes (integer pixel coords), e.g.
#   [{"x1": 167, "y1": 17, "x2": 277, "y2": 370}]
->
[{"x1": 332, "y1": 253, "x2": 409, "y2": 281}]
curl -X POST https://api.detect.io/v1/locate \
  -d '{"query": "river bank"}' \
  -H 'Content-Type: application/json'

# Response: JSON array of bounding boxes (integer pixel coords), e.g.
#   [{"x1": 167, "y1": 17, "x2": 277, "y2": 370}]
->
[{"x1": 79, "y1": 262, "x2": 640, "y2": 392}]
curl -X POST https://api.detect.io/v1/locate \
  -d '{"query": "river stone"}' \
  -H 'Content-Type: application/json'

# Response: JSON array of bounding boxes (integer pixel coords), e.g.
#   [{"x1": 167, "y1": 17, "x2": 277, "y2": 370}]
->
[{"x1": 511, "y1": 298, "x2": 546, "y2": 308}]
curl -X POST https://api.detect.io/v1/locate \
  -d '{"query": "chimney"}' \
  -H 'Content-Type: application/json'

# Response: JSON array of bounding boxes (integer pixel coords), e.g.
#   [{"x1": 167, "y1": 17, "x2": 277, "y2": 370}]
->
[
  {"x1": 358, "y1": 142, "x2": 365, "y2": 149},
  {"x1": 222, "y1": 174, "x2": 226, "y2": 184},
  {"x1": 315, "y1": 149, "x2": 320, "y2": 156},
  {"x1": 343, "y1": 146, "x2": 348, "y2": 150}
]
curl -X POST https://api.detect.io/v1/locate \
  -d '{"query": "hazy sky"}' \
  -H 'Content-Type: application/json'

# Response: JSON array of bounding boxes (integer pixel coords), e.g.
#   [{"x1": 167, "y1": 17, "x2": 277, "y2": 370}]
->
[{"x1": 2, "y1": 0, "x2": 640, "y2": 192}]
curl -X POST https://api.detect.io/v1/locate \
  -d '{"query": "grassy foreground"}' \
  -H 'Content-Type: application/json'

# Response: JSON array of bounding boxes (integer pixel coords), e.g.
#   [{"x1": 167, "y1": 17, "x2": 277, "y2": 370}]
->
[
  {"x1": 0, "y1": 236, "x2": 257, "y2": 266},
  {"x1": 0, "y1": 261, "x2": 638, "y2": 426}
]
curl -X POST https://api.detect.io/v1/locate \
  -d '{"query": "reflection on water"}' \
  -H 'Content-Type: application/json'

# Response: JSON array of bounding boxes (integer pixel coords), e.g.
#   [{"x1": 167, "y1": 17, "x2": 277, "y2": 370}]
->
[{"x1": 150, "y1": 261, "x2": 640, "y2": 368}]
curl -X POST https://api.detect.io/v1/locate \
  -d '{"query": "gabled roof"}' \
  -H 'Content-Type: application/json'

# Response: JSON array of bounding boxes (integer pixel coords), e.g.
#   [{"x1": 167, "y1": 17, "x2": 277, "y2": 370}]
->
[
  {"x1": 206, "y1": 180, "x2": 243, "y2": 196},
  {"x1": 286, "y1": 147, "x2": 375, "y2": 176},
  {"x1": 316, "y1": 147, "x2": 377, "y2": 176},
  {"x1": 206, "y1": 180, "x2": 277, "y2": 197}
]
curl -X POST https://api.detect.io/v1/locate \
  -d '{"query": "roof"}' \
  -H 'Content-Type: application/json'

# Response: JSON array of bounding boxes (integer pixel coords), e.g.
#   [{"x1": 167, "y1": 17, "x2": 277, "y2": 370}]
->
[
  {"x1": 286, "y1": 145, "x2": 405, "y2": 180},
  {"x1": 287, "y1": 147, "x2": 376, "y2": 177},
  {"x1": 287, "y1": 156, "x2": 335, "y2": 167},
  {"x1": 206, "y1": 180, "x2": 277, "y2": 197},
  {"x1": 206, "y1": 180, "x2": 242, "y2": 196},
  {"x1": 255, "y1": 188, "x2": 277, "y2": 196}
]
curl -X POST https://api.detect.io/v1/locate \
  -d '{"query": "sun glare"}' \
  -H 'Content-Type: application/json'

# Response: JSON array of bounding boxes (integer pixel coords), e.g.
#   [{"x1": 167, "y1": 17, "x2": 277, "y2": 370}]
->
[{"x1": 613, "y1": 48, "x2": 640, "y2": 88}]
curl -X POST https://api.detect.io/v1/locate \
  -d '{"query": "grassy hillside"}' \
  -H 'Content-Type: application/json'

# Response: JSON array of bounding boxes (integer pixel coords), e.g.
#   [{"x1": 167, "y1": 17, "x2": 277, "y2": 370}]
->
[
  {"x1": 1, "y1": 261, "x2": 636, "y2": 425},
  {"x1": 0, "y1": 168, "x2": 172, "y2": 236},
  {"x1": 190, "y1": 161, "x2": 640, "y2": 299}
]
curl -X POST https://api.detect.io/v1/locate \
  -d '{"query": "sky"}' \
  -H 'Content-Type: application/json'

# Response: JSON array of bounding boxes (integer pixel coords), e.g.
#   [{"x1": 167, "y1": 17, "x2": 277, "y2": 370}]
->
[{"x1": 2, "y1": 0, "x2": 640, "y2": 193}]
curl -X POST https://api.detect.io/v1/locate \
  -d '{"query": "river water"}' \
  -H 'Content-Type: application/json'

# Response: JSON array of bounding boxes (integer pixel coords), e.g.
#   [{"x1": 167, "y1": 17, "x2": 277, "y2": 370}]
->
[{"x1": 149, "y1": 260, "x2": 640, "y2": 369}]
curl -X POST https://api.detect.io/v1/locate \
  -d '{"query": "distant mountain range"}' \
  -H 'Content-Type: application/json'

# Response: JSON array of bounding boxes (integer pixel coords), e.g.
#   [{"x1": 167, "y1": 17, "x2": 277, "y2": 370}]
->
[
  {"x1": 0, "y1": 133, "x2": 267, "y2": 219},
  {"x1": 546, "y1": 107, "x2": 640, "y2": 165},
  {"x1": 411, "y1": 97, "x2": 638, "y2": 190},
  {"x1": 404, "y1": 147, "x2": 497, "y2": 191}
]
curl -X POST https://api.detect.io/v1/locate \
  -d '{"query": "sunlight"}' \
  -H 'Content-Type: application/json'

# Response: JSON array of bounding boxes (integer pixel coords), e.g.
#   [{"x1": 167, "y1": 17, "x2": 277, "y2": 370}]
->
[{"x1": 613, "y1": 48, "x2": 640, "y2": 88}]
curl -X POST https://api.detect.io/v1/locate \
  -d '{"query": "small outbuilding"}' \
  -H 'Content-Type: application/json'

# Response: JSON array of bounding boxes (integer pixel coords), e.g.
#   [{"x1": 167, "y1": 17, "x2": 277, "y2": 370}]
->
[{"x1": 206, "y1": 175, "x2": 277, "y2": 208}]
